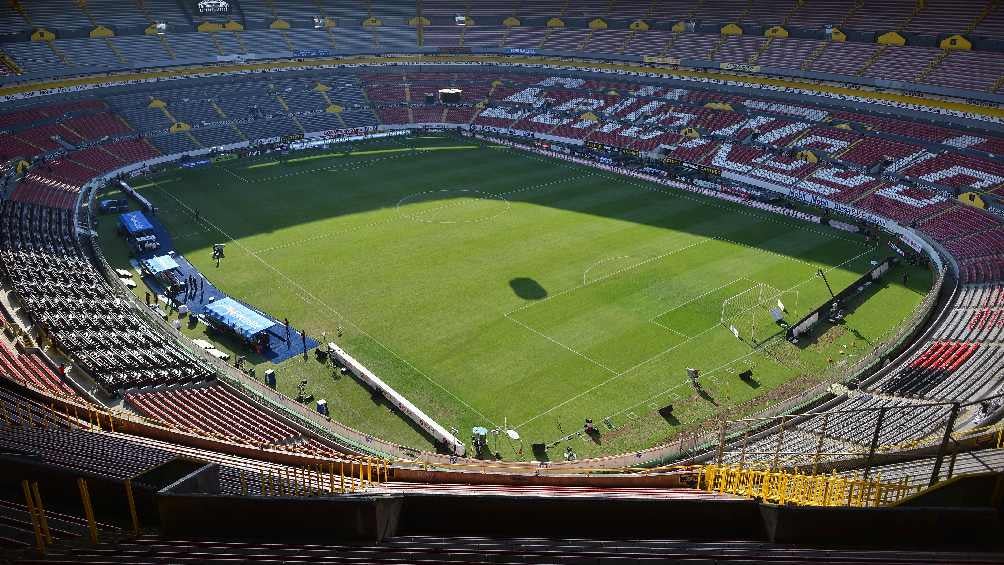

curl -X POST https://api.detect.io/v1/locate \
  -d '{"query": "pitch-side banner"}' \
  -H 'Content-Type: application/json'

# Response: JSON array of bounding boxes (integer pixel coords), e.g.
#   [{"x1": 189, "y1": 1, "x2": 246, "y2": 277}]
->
[
  {"x1": 642, "y1": 55, "x2": 682, "y2": 65},
  {"x1": 720, "y1": 62, "x2": 761, "y2": 73}
]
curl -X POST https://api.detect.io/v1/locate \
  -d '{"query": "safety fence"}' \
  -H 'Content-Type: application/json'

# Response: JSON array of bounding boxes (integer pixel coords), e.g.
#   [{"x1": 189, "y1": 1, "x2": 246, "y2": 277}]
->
[
  {"x1": 0, "y1": 384, "x2": 674, "y2": 479},
  {"x1": 242, "y1": 459, "x2": 388, "y2": 497},
  {"x1": 5, "y1": 369, "x2": 1003, "y2": 484},
  {"x1": 12, "y1": 466, "x2": 386, "y2": 555},
  {"x1": 705, "y1": 391, "x2": 1004, "y2": 477},
  {"x1": 16, "y1": 477, "x2": 122, "y2": 556},
  {"x1": 697, "y1": 464, "x2": 920, "y2": 507}
]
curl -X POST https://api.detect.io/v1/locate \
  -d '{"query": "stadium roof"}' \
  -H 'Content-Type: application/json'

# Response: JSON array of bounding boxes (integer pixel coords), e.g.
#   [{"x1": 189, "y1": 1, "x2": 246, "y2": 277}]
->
[
  {"x1": 119, "y1": 210, "x2": 154, "y2": 235},
  {"x1": 204, "y1": 297, "x2": 276, "y2": 340}
]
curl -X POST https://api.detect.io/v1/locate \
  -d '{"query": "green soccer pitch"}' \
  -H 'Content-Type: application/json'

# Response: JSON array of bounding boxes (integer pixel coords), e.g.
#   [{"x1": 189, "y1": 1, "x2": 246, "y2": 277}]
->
[{"x1": 96, "y1": 133, "x2": 933, "y2": 460}]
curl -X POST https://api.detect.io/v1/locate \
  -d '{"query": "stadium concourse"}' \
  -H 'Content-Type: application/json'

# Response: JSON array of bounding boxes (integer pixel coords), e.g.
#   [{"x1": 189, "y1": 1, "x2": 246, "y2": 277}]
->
[{"x1": 1, "y1": 0, "x2": 1004, "y2": 561}]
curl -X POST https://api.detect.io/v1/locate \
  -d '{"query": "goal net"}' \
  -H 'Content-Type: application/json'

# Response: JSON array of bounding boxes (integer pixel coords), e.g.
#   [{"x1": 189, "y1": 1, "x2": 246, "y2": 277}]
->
[{"x1": 720, "y1": 282, "x2": 798, "y2": 344}]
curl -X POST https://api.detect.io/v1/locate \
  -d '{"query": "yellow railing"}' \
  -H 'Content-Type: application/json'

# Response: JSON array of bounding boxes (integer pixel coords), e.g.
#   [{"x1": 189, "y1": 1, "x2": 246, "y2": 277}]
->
[
  {"x1": 250, "y1": 457, "x2": 390, "y2": 496},
  {"x1": 697, "y1": 464, "x2": 920, "y2": 507}
]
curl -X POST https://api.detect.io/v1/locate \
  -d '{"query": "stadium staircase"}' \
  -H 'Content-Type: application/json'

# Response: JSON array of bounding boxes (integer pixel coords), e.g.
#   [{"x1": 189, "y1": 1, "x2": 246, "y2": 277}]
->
[
  {"x1": 273, "y1": 92, "x2": 306, "y2": 135},
  {"x1": 208, "y1": 100, "x2": 247, "y2": 141},
  {"x1": 208, "y1": 33, "x2": 224, "y2": 57}
]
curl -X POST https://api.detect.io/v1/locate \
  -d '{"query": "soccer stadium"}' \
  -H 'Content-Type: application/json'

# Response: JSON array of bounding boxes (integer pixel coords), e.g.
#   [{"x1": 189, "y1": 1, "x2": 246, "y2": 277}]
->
[{"x1": 1, "y1": 0, "x2": 1004, "y2": 561}]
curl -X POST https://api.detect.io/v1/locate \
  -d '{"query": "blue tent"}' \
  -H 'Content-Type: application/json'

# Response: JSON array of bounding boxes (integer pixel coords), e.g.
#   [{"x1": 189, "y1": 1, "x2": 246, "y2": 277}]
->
[
  {"x1": 141, "y1": 255, "x2": 180, "y2": 275},
  {"x1": 204, "y1": 297, "x2": 277, "y2": 340},
  {"x1": 119, "y1": 210, "x2": 153, "y2": 236}
]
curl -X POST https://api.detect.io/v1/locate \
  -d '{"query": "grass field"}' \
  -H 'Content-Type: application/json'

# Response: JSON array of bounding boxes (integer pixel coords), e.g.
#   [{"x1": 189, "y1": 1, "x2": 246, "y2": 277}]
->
[{"x1": 97, "y1": 134, "x2": 932, "y2": 460}]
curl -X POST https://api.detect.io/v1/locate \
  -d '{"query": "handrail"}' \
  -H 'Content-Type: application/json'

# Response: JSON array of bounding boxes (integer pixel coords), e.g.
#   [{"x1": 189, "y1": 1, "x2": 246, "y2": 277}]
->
[{"x1": 697, "y1": 463, "x2": 920, "y2": 507}]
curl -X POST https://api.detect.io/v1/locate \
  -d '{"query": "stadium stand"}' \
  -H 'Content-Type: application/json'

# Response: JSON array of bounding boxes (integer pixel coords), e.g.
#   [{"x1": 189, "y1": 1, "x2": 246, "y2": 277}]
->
[
  {"x1": 124, "y1": 382, "x2": 339, "y2": 456},
  {"x1": 0, "y1": 341, "x2": 75, "y2": 398},
  {"x1": 0, "y1": 200, "x2": 213, "y2": 392},
  {"x1": 0, "y1": 0, "x2": 1002, "y2": 102},
  {"x1": 3, "y1": 2, "x2": 1004, "y2": 559}
]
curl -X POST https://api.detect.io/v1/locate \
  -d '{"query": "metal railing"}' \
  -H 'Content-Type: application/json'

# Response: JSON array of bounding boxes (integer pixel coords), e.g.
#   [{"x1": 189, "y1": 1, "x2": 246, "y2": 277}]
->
[
  {"x1": 697, "y1": 463, "x2": 919, "y2": 507},
  {"x1": 705, "y1": 391, "x2": 1004, "y2": 484}
]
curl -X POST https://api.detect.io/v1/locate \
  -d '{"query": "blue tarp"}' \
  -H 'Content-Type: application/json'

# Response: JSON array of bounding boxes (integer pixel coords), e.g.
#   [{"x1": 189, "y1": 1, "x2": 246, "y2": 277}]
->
[
  {"x1": 204, "y1": 297, "x2": 277, "y2": 340},
  {"x1": 119, "y1": 210, "x2": 154, "y2": 235},
  {"x1": 142, "y1": 255, "x2": 180, "y2": 275}
]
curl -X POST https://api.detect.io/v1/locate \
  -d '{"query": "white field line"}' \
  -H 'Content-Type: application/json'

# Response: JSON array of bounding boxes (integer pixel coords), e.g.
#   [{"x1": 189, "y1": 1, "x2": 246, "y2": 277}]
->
[
  {"x1": 500, "y1": 142, "x2": 866, "y2": 248},
  {"x1": 396, "y1": 189, "x2": 511, "y2": 225},
  {"x1": 514, "y1": 244, "x2": 878, "y2": 430},
  {"x1": 222, "y1": 166, "x2": 250, "y2": 184},
  {"x1": 598, "y1": 348, "x2": 763, "y2": 429},
  {"x1": 504, "y1": 314, "x2": 619, "y2": 376},
  {"x1": 647, "y1": 318, "x2": 691, "y2": 339},
  {"x1": 716, "y1": 235, "x2": 821, "y2": 269},
  {"x1": 248, "y1": 152, "x2": 413, "y2": 184},
  {"x1": 257, "y1": 173, "x2": 596, "y2": 254},
  {"x1": 581, "y1": 255, "x2": 632, "y2": 286},
  {"x1": 648, "y1": 276, "x2": 755, "y2": 322},
  {"x1": 617, "y1": 245, "x2": 878, "y2": 376},
  {"x1": 161, "y1": 142, "x2": 880, "y2": 436},
  {"x1": 588, "y1": 169, "x2": 865, "y2": 246},
  {"x1": 514, "y1": 322, "x2": 727, "y2": 429},
  {"x1": 507, "y1": 237, "x2": 717, "y2": 317},
  {"x1": 255, "y1": 216, "x2": 402, "y2": 254},
  {"x1": 152, "y1": 184, "x2": 498, "y2": 428}
]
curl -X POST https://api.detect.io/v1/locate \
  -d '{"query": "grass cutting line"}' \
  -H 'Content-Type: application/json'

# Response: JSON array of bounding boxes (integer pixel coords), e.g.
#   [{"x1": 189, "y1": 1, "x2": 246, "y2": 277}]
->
[
  {"x1": 648, "y1": 277, "x2": 756, "y2": 323},
  {"x1": 247, "y1": 160, "x2": 281, "y2": 169},
  {"x1": 515, "y1": 245, "x2": 880, "y2": 430},
  {"x1": 257, "y1": 174, "x2": 596, "y2": 255},
  {"x1": 124, "y1": 134, "x2": 926, "y2": 455},
  {"x1": 507, "y1": 238, "x2": 717, "y2": 317},
  {"x1": 152, "y1": 183, "x2": 498, "y2": 428}
]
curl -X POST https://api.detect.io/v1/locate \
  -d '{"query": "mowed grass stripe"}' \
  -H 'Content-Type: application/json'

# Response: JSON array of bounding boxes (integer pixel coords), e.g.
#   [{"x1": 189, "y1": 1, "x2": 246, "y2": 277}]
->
[{"x1": 122, "y1": 135, "x2": 931, "y2": 457}]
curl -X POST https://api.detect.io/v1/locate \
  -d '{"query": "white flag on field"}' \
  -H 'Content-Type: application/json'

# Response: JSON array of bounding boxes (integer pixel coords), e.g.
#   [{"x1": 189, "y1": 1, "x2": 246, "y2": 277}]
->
[
  {"x1": 729, "y1": 324, "x2": 740, "y2": 339},
  {"x1": 777, "y1": 299, "x2": 786, "y2": 312}
]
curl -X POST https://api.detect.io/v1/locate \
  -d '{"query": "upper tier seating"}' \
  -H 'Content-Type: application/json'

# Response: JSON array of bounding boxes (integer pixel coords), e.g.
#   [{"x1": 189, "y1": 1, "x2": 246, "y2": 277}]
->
[{"x1": 1, "y1": 0, "x2": 1003, "y2": 99}]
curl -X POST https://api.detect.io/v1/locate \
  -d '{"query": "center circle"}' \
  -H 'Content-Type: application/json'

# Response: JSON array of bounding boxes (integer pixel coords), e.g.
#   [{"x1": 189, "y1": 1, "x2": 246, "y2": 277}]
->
[{"x1": 396, "y1": 188, "x2": 511, "y2": 225}]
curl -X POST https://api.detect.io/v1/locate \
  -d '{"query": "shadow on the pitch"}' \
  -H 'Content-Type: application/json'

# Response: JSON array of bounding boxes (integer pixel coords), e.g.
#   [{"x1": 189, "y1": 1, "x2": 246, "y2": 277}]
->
[
  {"x1": 658, "y1": 405, "x2": 680, "y2": 426},
  {"x1": 696, "y1": 387, "x2": 719, "y2": 407},
  {"x1": 789, "y1": 275, "x2": 888, "y2": 350},
  {"x1": 509, "y1": 277, "x2": 548, "y2": 300}
]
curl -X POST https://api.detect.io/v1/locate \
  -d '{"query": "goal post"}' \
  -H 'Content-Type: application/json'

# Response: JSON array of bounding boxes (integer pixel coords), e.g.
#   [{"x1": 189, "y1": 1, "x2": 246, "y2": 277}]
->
[{"x1": 720, "y1": 282, "x2": 798, "y2": 343}]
